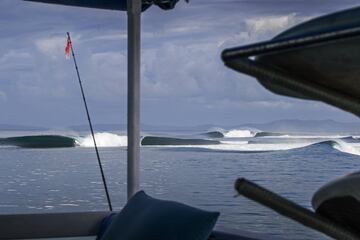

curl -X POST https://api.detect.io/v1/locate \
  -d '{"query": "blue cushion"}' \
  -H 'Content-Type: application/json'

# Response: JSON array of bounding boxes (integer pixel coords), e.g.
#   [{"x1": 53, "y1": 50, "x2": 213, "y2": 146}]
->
[{"x1": 100, "y1": 191, "x2": 219, "y2": 240}]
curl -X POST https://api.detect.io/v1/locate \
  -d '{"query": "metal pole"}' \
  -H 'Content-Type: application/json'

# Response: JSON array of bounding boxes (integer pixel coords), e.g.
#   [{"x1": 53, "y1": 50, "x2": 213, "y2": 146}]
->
[{"x1": 127, "y1": 0, "x2": 141, "y2": 200}]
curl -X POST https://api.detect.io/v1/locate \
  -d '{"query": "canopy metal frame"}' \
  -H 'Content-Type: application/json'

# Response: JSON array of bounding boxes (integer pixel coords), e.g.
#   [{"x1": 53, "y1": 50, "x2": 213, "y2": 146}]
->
[{"x1": 127, "y1": 0, "x2": 141, "y2": 200}]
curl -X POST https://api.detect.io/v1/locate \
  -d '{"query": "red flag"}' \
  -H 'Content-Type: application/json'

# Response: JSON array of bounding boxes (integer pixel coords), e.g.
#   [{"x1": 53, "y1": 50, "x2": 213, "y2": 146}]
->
[{"x1": 65, "y1": 34, "x2": 71, "y2": 59}]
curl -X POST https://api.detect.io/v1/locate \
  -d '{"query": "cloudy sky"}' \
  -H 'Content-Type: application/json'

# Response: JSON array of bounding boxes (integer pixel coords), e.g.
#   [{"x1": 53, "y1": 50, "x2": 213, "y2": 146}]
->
[{"x1": 0, "y1": 0, "x2": 359, "y2": 128}]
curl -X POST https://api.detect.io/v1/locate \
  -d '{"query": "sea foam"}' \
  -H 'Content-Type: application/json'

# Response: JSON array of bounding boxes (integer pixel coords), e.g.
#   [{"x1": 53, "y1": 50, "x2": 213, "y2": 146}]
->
[
  {"x1": 224, "y1": 129, "x2": 256, "y2": 138},
  {"x1": 77, "y1": 132, "x2": 127, "y2": 147},
  {"x1": 331, "y1": 139, "x2": 360, "y2": 156}
]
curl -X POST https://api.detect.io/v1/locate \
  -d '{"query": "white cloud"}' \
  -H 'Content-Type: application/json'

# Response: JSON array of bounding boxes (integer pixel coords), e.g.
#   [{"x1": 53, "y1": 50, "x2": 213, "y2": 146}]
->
[
  {"x1": 140, "y1": 39, "x2": 274, "y2": 104},
  {"x1": 35, "y1": 36, "x2": 65, "y2": 59},
  {"x1": 0, "y1": 91, "x2": 7, "y2": 102},
  {"x1": 86, "y1": 32, "x2": 127, "y2": 42},
  {"x1": 0, "y1": 50, "x2": 31, "y2": 63},
  {"x1": 35, "y1": 34, "x2": 81, "y2": 59},
  {"x1": 0, "y1": 50, "x2": 33, "y2": 73},
  {"x1": 245, "y1": 13, "x2": 312, "y2": 40},
  {"x1": 91, "y1": 51, "x2": 126, "y2": 68},
  {"x1": 217, "y1": 13, "x2": 314, "y2": 48},
  {"x1": 88, "y1": 51, "x2": 127, "y2": 100}
]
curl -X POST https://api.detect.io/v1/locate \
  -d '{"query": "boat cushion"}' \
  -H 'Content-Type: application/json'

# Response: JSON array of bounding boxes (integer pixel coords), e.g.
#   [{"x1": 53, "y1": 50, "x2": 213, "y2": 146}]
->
[
  {"x1": 312, "y1": 172, "x2": 360, "y2": 231},
  {"x1": 99, "y1": 191, "x2": 219, "y2": 240}
]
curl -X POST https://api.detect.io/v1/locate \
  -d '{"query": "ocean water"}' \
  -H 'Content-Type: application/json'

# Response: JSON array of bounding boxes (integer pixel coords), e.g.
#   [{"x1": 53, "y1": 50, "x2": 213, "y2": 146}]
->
[{"x1": 0, "y1": 129, "x2": 360, "y2": 239}]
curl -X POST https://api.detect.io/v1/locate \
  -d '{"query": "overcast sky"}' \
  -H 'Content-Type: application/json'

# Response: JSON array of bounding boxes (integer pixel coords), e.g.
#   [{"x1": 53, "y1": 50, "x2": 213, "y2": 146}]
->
[{"x1": 0, "y1": 0, "x2": 359, "y2": 128}]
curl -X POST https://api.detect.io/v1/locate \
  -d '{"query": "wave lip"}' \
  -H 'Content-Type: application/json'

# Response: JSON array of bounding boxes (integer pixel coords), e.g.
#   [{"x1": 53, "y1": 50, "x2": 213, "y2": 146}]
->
[
  {"x1": 141, "y1": 136, "x2": 220, "y2": 146},
  {"x1": 0, "y1": 135, "x2": 76, "y2": 148}
]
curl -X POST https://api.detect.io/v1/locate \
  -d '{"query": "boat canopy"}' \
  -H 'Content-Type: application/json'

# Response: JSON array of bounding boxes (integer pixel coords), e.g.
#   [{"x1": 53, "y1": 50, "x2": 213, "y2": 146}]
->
[
  {"x1": 222, "y1": 7, "x2": 360, "y2": 118},
  {"x1": 24, "y1": 0, "x2": 181, "y2": 11}
]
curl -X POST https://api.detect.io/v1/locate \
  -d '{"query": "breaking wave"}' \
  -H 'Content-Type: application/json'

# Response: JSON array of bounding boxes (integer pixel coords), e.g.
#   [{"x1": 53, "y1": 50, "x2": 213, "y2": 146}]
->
[
  {"x1": 329, "y1": 139, "x2": 360, "y2": 156},
  {"x1": 77, "y1": 132, "x2": 127, "y2": 147},
  {"x1": 0, "y1": 133, "x2": 127, "y2": 148},
  {"x1": 202, "y1": 129, "x2": 288, "y2": 138}
]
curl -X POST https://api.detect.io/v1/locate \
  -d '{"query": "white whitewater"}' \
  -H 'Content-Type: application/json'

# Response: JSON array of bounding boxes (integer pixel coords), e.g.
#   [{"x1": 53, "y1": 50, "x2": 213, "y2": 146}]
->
[
  {"x1": 259, "y1": 134, "x2": 350, "y2": 139},
  {"x1": 224, "y1": 129, "x2": 256, "y2": 138},
  {"x1": 220, "y1": 140, "x2": 249, "y2": 145},
  {"x1": 196, "y1": 142, "x2": 314, "y2": 152},
  {"x1": 77, "y1": 132, "x2": 127, "y2": 147},
  {"x1": 332, "y1": 139, "x2": 360, "y2": 156}
]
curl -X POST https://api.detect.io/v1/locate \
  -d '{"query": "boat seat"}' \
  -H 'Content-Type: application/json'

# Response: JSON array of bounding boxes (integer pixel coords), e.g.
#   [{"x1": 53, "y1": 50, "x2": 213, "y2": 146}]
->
[
  {"x1": 96, "y1": 191, "x2": 276, "y2": 240},
  {"x1": 312, "y1": 172, "x2": 360, "y2": 233}
]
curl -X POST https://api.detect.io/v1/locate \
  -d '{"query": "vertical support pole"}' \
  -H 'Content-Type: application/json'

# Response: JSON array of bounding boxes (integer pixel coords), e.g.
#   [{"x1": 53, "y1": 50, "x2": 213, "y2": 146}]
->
[{"x1": 127, "y1": 0, "x2": 141, "y2": 200}]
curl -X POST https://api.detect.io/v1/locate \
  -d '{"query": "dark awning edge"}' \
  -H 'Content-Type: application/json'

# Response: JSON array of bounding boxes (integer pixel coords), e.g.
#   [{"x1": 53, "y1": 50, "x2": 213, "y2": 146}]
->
[
  {"x1": 225, "y1": 57, "x2": 360, "y2": 118},
  {"x1": 222, "y1": 26, "x2": 360, "y2": 62},
  {"x1": 222, "y1": 7, "x2": 360, "y2": 118},
  {"x1": 23, "y1": 0, "x2": 182, "y2": 11}
]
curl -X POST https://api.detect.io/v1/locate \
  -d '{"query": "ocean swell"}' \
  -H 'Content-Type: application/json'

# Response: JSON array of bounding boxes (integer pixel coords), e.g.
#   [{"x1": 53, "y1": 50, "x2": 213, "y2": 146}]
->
[{"x1": 0, "y1": 135, "x2": 76, "y2": 148}]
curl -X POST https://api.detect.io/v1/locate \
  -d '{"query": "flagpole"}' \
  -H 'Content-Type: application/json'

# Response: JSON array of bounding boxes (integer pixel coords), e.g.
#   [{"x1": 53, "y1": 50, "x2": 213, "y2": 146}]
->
[
  {"x1": 66, "y1": 32, "x2": 113, "y2": 211},
  {"x1": 127, "y1": 0, "x2": 141, "y2": 200}
]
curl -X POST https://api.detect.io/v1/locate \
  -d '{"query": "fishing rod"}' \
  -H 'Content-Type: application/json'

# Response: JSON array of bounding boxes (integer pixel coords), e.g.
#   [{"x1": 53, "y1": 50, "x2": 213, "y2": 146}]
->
[{"x1": 66, "y1": 32, "x2": 113, "y2": 211}]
